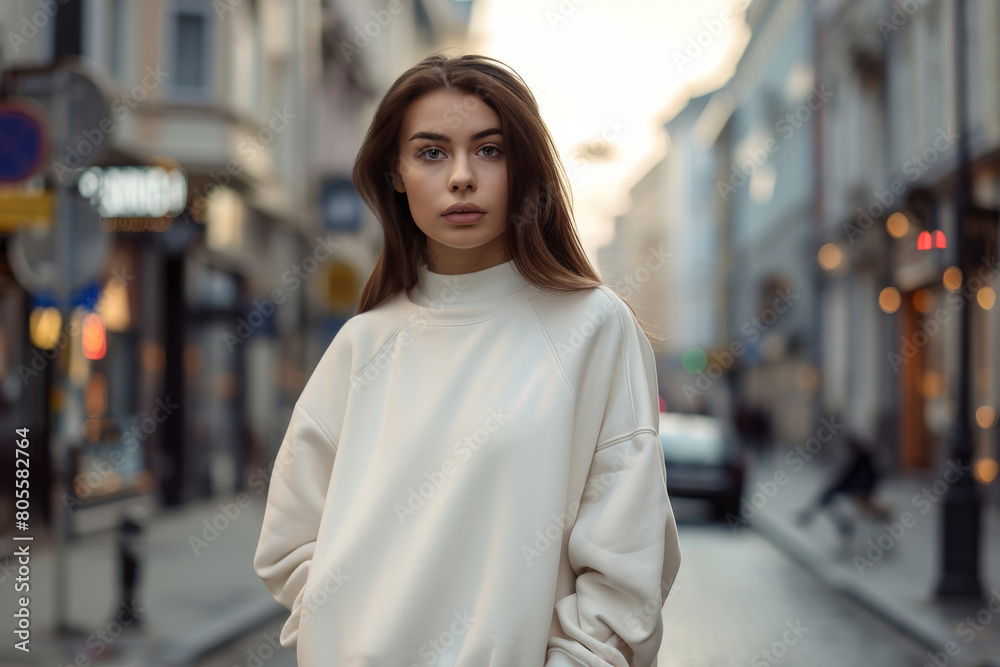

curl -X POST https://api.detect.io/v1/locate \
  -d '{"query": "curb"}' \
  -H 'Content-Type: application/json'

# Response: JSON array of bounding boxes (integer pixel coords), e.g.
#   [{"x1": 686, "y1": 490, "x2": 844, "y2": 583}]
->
[
  {"x1": 155, "y1": 595, "x2": 286, "y2": 665},
  {"x1": 750, "y1": 511, "x2": 1000, "y2": 667}
]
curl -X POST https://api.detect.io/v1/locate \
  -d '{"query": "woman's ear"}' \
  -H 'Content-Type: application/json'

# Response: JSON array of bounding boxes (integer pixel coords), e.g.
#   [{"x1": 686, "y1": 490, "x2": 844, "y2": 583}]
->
[{"x1": 386, "y1": 161, "x2": 406, "y2": 193}]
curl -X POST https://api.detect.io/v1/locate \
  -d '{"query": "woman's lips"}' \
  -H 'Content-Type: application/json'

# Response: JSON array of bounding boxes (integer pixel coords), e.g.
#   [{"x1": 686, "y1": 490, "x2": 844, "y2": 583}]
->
[{"x1": 442, "y1": 211, "x2": 485, "y2": 224}]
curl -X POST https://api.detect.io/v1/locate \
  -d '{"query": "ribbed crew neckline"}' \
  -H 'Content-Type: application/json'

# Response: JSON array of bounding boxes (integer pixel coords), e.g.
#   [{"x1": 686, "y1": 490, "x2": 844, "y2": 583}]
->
[{"x1": 401, "y1": 259, "x2": 533, "y2": 324}]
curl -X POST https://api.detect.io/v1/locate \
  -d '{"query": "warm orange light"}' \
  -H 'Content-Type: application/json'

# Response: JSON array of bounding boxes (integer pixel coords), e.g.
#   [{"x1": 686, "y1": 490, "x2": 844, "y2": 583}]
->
[
  {"x1": 29, "y1": 306, "x2": 62, "y2": 349},
  {"x1": 974, "y1": 459, "x2": 999, "y2": 484},
  {"x1": 943, "y1": 266, "x2": 963, "y2": 291},
  {"x1": 818, "y1": 243, "x2": 842, "y2": 270},
  {"x1": 913, "y1": 288, "x2": 934, "y2": 313},
  {"x1": 977, "y1": 286, "x2": 996, "y2": 310},
  {"x1": 917, "y1": 230, "x2": 932, "y2": 250},
  {"x1": 886, "y1": 212, "x2": 909, "y2": 238},
  {"x1": 81, "y1": 313, "x2": 107, "y2": 360},
  {"x1": 922, "y1": 372, "x2": 944, "y2": 397},
  {"x1": 976, "y1": 406, "x2": 997, "y2": 428},
  {"x1": 879, "y1": 287, "x2": 901, "y2": 313}
]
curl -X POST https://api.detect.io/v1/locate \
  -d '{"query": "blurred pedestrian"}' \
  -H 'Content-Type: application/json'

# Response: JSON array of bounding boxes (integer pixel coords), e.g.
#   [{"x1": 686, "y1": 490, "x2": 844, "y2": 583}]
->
[
  {"x1": 253, "y1": 54, "x2": 681, "y2": 667},
  {"x1": 116, "y1": 505, "x2": 146, "y2": 628},
  {"x1": 796, "y1": 432, "x2": 890, "y2": 536}
]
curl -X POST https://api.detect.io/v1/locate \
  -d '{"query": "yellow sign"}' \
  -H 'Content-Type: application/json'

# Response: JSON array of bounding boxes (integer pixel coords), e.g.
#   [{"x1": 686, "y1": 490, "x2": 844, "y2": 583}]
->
[
  {"x1": 0, "y1": 189, "x2": 54, "y2": 230},
  {"x1": 326, "y1": 262, "x2": 357, "y2": 311}
]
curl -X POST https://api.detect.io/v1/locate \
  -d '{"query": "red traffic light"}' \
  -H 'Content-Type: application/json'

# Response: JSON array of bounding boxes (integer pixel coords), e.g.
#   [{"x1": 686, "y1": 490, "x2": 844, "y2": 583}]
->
[{"x1": 917, "y1": 230, "x2": 947, "y2": 250}]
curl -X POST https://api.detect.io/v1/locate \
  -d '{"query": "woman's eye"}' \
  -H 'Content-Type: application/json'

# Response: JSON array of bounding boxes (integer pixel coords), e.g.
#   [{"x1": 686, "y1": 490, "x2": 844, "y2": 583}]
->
[
  {"x1": 421, "y1": 148, "x2": 443, "y2": 160},
  {"x1": 480, "y1": 146, "x2": 500, "y2": 157}
]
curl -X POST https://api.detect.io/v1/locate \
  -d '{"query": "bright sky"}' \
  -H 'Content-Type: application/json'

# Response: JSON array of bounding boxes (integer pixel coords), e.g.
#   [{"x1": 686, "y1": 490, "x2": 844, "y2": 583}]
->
[{"x1": 468, "y1": 0, "x2": 751, "y2": 256}]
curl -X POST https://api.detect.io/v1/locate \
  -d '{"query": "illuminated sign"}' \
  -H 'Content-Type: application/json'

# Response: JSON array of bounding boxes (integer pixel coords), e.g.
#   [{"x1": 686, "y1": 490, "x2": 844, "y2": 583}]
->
[{"x1": 77, "y1": 165, "x2": 187, "y2": 219}]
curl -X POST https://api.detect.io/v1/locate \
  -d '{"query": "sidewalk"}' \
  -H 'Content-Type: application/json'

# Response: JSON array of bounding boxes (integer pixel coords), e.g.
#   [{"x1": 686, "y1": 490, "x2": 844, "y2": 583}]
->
[
  {"x1": 745, "y1": 449, "x2": 1000, "y2": 667},
  {"x1": 0, "y1": 494, "x2": 291, "y2": 666}
]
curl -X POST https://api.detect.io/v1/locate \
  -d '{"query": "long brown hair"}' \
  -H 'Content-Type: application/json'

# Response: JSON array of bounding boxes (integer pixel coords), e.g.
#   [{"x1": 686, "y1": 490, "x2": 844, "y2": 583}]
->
[{"x1": 351, "y1": 53, "x2": 663, "y2": 342}]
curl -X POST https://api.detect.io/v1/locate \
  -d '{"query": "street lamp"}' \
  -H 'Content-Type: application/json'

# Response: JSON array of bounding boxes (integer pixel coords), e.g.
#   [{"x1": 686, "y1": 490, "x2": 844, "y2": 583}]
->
[{"x1": 934, "y1": 0, "x2": 996, "y2": 600}]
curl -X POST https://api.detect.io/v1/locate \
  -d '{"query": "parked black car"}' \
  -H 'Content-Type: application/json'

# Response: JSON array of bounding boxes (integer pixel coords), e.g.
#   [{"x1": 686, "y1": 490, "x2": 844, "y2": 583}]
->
[{"x1": 659, "y1": 412, "x2": 746, "y2": 521}]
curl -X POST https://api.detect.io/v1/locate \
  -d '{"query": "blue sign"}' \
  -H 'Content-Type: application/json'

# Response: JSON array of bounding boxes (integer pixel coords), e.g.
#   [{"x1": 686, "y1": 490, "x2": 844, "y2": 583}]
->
[
  {"x1": 0, "y1": 102, "x2": 47, "y2": 182},
  {"x1": 321, "y1": 177, "x2": 363, "y2": 232},
  {"x1": 29, "y1": 280, "x2": 103, "y2": 309}
]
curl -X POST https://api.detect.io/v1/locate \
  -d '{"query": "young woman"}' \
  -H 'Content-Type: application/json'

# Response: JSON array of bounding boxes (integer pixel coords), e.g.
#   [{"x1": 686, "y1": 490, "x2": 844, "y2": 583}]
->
[{"x1": 254, "y1": 53, "x2": 682, "y2": 667}]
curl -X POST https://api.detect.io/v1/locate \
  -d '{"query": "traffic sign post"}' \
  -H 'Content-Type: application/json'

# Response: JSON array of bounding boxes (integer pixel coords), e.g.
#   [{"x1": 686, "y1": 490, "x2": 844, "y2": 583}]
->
[
  {"x1": 5, "y1": 60, "x2": 114, "y2": 637},
  {"x1": 0, "y1": 98, "x2": 49, "y2": 182}
]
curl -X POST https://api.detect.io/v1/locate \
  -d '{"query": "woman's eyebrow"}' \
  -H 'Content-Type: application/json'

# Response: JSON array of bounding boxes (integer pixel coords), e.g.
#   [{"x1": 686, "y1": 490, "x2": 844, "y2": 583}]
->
[{"x1": 408, "y1": 128, "x2": 503, "y2": 142}]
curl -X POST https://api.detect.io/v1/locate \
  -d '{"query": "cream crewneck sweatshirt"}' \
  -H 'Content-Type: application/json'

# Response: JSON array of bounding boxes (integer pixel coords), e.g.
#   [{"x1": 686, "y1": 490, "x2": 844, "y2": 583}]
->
[{"x1": 253, "y1": 259, "x2": 682, "y2": 667}]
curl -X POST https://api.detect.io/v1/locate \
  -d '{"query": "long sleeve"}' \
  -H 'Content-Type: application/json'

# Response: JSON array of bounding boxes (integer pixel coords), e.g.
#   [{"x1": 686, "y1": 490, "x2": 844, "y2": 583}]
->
[
  {"x1": 253, "y1": 401, "x2": 338, "y2": 649},
  {"x1": 545, "y1": 297, "x2": 682, "y2": 667}
]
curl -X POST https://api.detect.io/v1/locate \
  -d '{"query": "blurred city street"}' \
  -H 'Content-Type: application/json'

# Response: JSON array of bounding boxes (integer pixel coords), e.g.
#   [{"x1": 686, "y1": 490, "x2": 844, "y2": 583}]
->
[{"x1": 2, "y1": 0, "x2": 1000, "y2": 664}]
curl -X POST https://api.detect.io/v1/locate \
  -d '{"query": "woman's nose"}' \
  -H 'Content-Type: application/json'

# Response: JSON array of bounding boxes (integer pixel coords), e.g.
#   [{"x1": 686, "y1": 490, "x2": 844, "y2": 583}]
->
[{"x1": 448, "y1": 156, "x2": 476, "y2": 191}]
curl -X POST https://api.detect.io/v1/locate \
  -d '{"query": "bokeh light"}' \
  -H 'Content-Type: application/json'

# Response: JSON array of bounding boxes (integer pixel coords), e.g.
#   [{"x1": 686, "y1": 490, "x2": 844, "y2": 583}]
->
[
  {"x1": 681, "y1": 348, "x2": 708, "y2": 373},
  {"x1": 878, "y1": 287, "x2": 901, "y2": 313},
  {"x1": 976, "y1": 286, "x2": 996, "y2": 310},
  {"x1": 912, "y1": 289, "x2": 934, "y2": 314},
  {"x1": 886, "y1": 212, "x2": 909, "y2": 238},
  {"x1": 943, "y1": 266, "x2": 963, "y2": 291},
  {"x1": 817, "y1": 243, "x2": 842, "y2": 271},
  {"x1": 975, "y1": 406, "x2": 996, "y2": 428}
]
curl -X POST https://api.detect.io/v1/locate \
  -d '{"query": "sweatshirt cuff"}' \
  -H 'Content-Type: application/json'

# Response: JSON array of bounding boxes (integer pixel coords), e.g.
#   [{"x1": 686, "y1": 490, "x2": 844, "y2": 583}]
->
[{"x1": 545, "y1": 648, "x2": 589, "y2": 666}]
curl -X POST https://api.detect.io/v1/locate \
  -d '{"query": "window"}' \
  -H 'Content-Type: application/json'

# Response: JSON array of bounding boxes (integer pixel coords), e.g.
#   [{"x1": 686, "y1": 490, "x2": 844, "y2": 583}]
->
[
  {"x1": 109, "y1": 0, "x2": 127, "y2": 82},
  {"x1": 166, "y1": 0, "x2": 212, "y2": 102}
]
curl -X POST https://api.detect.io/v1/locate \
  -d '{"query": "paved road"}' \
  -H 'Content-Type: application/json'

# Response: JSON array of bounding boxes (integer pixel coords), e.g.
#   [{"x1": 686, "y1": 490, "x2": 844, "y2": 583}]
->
[
  {"x1": 198, "y1": 498, "x2": 934, "y2": 667},
  {"x1": 196, "y1": 616, "x2": 297, "y2": 667},
  {"x1": 659, "y1": 498, "x2": 934, "y2": 666}
]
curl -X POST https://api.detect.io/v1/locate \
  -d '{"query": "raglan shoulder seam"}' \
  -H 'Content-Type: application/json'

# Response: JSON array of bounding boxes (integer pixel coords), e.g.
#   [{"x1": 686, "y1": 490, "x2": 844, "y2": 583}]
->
[
  {"x1": 524, "y1": 297, "x2": 578, "y2": 402},
  {"x1": 346, "y1": 320, "x2": 414, "y2": 394},
  {"x1": 594, "y1": 285, "x2": 637, "y2": 436},
  {"x1": 594, "y1": 427, "x2": 658, "y2": 452},
  {"x1": 295, "y1": 401, "x2": 339, "y2": 452}
]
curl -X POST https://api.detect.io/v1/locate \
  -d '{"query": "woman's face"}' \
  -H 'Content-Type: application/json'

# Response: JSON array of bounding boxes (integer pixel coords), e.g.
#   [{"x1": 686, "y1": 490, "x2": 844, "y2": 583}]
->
[{"x1": 392, "y1": 88, "x2": 509, "y2": 273}]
